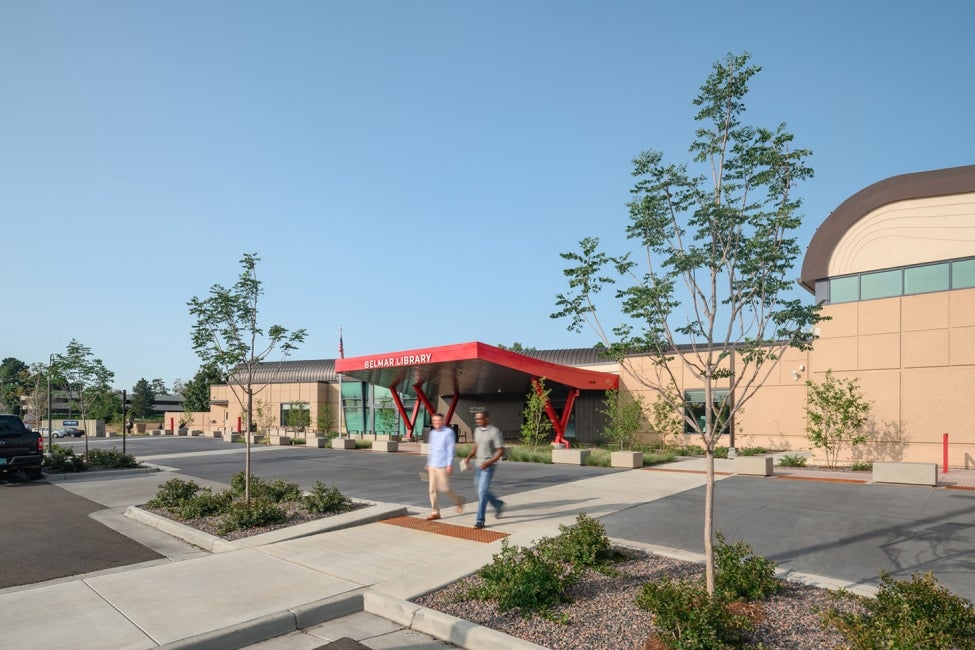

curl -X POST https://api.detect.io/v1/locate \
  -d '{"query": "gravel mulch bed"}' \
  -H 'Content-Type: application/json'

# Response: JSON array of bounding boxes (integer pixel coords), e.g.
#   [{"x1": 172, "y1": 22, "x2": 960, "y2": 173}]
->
[
  {"x1": 143, "y1": 501, "x2": 369, "y2": 542},
  {"x1": 413, "y1": 546, "x2": 862, "y2": 650}
]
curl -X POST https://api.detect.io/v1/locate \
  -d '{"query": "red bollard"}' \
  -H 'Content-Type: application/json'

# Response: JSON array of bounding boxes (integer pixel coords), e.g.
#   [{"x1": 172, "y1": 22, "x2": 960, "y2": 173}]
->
[
  {"x1": 237, "y1": 417, "x2": 242, "y2": 434},
  {"x1": 943, "y1": 432, "x2": 949, "y2": 474},
  {"x1": 170, "y1": 417, "x2": 174, "y2": 434}
]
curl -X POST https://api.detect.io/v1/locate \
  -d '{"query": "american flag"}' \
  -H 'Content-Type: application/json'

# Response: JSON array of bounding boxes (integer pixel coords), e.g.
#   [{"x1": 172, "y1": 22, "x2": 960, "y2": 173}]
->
[{"x1": 338, "y1": 327, "x2": 344, "y2": 359}]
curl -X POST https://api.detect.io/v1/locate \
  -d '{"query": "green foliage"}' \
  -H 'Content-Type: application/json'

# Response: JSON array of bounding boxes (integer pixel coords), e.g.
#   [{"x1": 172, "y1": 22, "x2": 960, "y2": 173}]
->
[
  {"x1": 713, "y1": 532, "x2": 779, "y2": 601},
  {"x1": 471, "y1": 539, "x2": 572, "y2": 617},
  {"x1": 672, "y1": 444, "x2": 705, "y2": 457},
  {"x1": 737, "y1": 447, "x2": 768, "y2": 456},
  {"x1": 805, "y1": 370, "x2": 872, "y2": 469},
  {"x1": 778, "y1": 454, "x2": 807, "y2": 467},
  {"x1": 851, "y1": 461, "x2": 873, "y2": 472},
  {"x1": 182, "y1": 363, "x2": 225, "y2": 413},
  {"x1": 538, "y1": 514, "x2": 615, "y2": 571},
  {"x1": 0, "y1": 357, "x2": 29, "y2": 413},
  {"x1": 521, "y1": 378, "x2": 553, "y2": 450},
  {"x1": 229, "y1": 472, "x2": 302, "y2": 502},
  {"x1": 216, "y1": 499, "x2": 287, "y2": 535},
  {"x1": 178, "y1": 489, "x2": 232, "y2": 519},
  {"x1": 599, "y1": 389, "x2": 646, "y2": 449},
  {"x1": 821, "y1": 572, "x2": 975, "y2": 650},
  {"x1": 130, "y1": 378, "x2": 156, "y2": 418},
  {"x1": 303, "y1": 481, "x2": 353, "y2": 514},
  {"x1": 43, "y1": 444, "x2": 87, "y2": 472},
  {"x1": 146, "y1": 478, "x2": 203, "y2": 509},
  {"x1": 316, "y1": 404, "x2": 335, "y2": 434},
  {"x1": 646, "y1": 389, "x2": 684, "y2": 449},
  {"x1": 635, "y1": 577, "x2": 752, "y2": 649},
  {"x1": 85, "y1": 447, "x2": 138, "y2": 469},
  {"x1": 505, "y1": 445, "x2": 553, "y2": 464}
]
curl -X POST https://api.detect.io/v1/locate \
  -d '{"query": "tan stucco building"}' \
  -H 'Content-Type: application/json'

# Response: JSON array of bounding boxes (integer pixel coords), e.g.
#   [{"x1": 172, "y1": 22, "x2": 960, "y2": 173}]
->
[{"x1": 187, "y1": 165, "x2": 975, "y2": 468}]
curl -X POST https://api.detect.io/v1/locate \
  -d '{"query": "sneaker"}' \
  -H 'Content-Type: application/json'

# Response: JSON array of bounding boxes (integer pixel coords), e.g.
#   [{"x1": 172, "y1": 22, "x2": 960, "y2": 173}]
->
[
  {"x1": 474, "y1": 522, "x2": 485, "y2": 529},
  {"x1": 495, "y1": 501, "x2": 505, "y2": 519},
  {"x1": 425, "y1": 513, "x2": 441, "y2": 521}
]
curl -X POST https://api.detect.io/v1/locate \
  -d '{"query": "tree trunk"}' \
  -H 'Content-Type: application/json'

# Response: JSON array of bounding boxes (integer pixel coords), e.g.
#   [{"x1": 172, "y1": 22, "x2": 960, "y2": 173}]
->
[
  {"x1": 245, "y1": 390, "x2": 252, "y2": 503},
  {"x1": 704, "y1": 447, "x2": 716, "y2": 594}
]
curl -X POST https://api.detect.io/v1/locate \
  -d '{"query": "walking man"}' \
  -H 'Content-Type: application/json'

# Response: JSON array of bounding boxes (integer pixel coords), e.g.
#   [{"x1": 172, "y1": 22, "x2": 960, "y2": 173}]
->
[
  {"x1": 464, "y1": 410, "x2": 505, "y2": 529},
  {"x1": 425, "y1": 413, "x2": 464, "y2": 521}
]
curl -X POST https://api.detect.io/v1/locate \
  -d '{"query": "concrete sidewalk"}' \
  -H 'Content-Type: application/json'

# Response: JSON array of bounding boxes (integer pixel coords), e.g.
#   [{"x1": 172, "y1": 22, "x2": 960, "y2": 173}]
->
[{"x1": 5, "y1": 457, "x2": 974, "y2": 649}]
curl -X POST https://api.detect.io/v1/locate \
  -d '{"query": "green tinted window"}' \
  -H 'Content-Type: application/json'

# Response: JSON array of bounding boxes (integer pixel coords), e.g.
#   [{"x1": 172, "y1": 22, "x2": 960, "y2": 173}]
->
[
  {"x1": 904, "y1": 263, "x2": 949, "y2": 295},
  {"x1": 860, "y1": 269, "x2": 901, "y2": 300},
  {"x1": 952, "y1": 259, "x2": 975, "y2": 289},
  {"x1": 829, "y1": 276, "x2": 859, "y2": 303}
]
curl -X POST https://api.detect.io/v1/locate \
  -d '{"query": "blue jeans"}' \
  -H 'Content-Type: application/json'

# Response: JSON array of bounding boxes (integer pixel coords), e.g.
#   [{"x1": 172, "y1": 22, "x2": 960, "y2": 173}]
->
[{"x1": 474, "y1": 465, "x2": 502, "y2": 524}]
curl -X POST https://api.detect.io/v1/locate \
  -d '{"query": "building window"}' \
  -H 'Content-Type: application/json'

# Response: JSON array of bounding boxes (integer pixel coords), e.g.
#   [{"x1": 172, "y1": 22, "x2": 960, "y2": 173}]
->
[
  {"x1": 280, "y1": 402, "x2": 310, "y2": 429},
  {"x1": 829, "y1": 275, "x2": 859, "y2": 303},
  {"x1": 904, "y1": 262, "x2": 949, "y2": 295},
  {"x1": 684, "y1": 389, "x2": 730, "y2": 434},
  {"x1": 860, "y1": 269, "x2": 901, "y2": 300},
  {"x1": 952, "y1": 259, "x2": 975, "y2": 289}
]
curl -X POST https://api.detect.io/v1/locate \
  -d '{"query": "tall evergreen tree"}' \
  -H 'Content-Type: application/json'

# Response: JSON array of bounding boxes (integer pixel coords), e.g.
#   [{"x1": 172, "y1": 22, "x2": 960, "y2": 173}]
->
[{"x1": 130, "y1": 378, "x2": 156, "y2": 418}]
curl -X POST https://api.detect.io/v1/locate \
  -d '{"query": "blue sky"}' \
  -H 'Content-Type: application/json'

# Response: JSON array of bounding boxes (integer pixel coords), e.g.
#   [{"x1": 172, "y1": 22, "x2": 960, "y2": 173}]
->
[{"x1": 2, "y1": 1, "x2": 972, "y2": 391}]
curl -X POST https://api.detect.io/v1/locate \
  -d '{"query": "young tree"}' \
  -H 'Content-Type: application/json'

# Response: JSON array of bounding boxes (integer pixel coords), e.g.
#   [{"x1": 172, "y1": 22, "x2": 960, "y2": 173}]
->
[
  {"x1": 552, "y1": 53, "x2": 823, "y2": 594},
  {"x1": 20, "y1": 363, "x2": 50, "y2": 430},
  {"x1": 316, "y1": 403, "x2": 335, "y2": 435},
  {"x1": 646, "y1": 388, "x2": 684, "y2": 449},
  {"x1": 53, "y1": 340, "x2": 115, "y2": 457},
  {"x1": 284, "y1": 401, "x2": 311, "y2": 433},
  {"x1": 182, "y1": 364, "x2": 225, "y2": 413},
  {"x1": 806, "y1": 371, "x2": 871, "y2": 469},
  {"x1": 599, "y1": 389, "x2": 647, "y2": 450},
  {"x1": 521, "y1": 378, "x2": 553, "y2": 451},
  {"x1": 130, "y1": 378, "x2": 156, "y2": 418},
  {"x1": 188, "y1": 252, "x2": 306, "y2": 501}
]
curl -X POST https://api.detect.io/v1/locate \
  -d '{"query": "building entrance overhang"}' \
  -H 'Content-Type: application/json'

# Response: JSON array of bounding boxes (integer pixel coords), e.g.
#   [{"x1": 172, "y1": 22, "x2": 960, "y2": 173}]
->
[{"x1": 334, "y1": 341, "x2": 619, "y2": 446}]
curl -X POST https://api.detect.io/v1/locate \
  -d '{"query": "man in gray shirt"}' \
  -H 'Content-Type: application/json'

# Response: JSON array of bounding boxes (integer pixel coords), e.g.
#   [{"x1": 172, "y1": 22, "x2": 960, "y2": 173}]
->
[{"x1": 463, "y1": 410, "x2": 505, "y2": 529}]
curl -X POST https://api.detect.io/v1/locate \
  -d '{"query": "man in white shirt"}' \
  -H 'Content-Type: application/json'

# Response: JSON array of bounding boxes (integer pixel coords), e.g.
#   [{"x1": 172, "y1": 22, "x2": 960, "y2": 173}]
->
[{"x1": 424, "y1": 413, "x2": 464, "y2": 520}]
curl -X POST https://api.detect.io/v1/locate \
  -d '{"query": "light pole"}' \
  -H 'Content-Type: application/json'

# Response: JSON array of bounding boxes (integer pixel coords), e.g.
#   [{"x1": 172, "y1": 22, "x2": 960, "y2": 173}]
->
[{"x1": 47, "y1": 354, "x2": 53, "y2": 451}]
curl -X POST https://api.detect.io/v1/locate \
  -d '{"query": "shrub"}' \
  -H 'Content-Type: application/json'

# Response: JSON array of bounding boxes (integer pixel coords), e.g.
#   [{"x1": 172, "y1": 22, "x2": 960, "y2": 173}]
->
[
  {"x1": 146, "y1": 478, "x2": 202, "y2": 510},
  {"x1": 714, "y1": 446, "x2": 729, "y2": 459},
  {"x1": 778, "y1": 454, "x2": 807, "y2": 467},
  {"x1": 713, "y1": 532, "x2": 779, "y2": 601},
  {"x1": 303, "y1": 481, "x2": 353, "y2": 514},
  {"x1": 635, "y1": 576, "x2": 752, "y2": 649},
  {"x1": 672, "y1": 444, "x2": 705, "y2": 457},
  {"x1": 470, "y1": 539, "x2": 571, "y2": 617},
  {"x1": 229, "y1": 472, "x2": 302, "y2": 502},
  {"x1": 505, "y1": 445, "x2": 553, "y2": 464},
  {"x1": 86, "y1": 447, "x2": 138, "y2": 469},
  {"x1": 851, "y1": 461, "x2": 873, "y2": 472},
  {"x1": 822, "y1": 572, "x2": 975, "y2": 650},
  {"x1": 217, "y1": 499, "x2": 287, "y2": 534},
  {"x1": 738, "y1": 447, "x2": 768, "y2": 456},
  {"x1": 539, "y1": 514, "x2": 615, "y2": 571},
  {"x1": 44, "y1": 444, "x2": 86, "y2": 472},
  {"x1": 178, "y1": 489, "x2": 232, "y2": 519}
]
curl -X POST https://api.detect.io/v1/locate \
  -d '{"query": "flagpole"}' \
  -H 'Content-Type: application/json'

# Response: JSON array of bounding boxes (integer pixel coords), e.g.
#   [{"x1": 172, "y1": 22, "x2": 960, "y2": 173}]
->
[{"x1": 338, "y1": 326, "x2": 346, "y2": 437}]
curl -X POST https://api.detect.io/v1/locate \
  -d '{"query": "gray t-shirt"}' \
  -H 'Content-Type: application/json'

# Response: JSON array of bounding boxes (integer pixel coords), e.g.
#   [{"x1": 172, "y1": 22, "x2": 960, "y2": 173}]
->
[{"x1": 473, "y1": 424, "x2": 504, "y2": 465}]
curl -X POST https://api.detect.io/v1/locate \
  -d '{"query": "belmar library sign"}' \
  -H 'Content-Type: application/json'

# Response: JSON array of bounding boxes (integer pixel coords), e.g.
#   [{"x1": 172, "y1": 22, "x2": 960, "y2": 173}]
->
[{"x1": 361, "y1": 353, "x2": 434, "y2": 369}]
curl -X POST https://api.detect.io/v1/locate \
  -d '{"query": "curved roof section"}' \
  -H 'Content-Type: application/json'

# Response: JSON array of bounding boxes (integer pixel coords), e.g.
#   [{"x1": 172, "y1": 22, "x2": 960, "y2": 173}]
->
[
  {"x1": 240, "y1": 359, "x2": 337, "y2": 384},
  {"x1": 800, "y1": 164, "x2": 975, "y2": 291},
  {"x1": 335, "y1": 341, "x2": 619, "y2": 396}
]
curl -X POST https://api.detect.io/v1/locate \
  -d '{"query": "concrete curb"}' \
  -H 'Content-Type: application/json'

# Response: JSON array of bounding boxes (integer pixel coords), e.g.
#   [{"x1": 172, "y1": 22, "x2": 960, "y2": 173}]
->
[
  {"x1": 159, "y1": 591, "x2": 366, "y2": 649},
  {"x1": 125, "y1": 501, "x2": 409, "y2": 553},
  {"x1": 41, "y1": 466, "x2": 161, "y2": 482},
  {"x1": 363, "y1": 590, "x2": 549, "y2": 650}
]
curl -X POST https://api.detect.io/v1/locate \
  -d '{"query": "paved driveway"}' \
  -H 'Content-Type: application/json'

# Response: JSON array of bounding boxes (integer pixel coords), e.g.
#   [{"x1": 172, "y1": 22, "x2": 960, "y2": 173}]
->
[{"x1": 600, "y1": 475, "x2": 975, "y2": 600}]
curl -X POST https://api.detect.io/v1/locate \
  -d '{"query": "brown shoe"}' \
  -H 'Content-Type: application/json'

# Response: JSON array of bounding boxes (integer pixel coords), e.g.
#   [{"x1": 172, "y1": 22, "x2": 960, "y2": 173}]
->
[
  {"x1": 456, "y1": 499, "x2": 465, "y2": 514},
  {"x1": 425, "y1": 513, "x2": 441, "y2": 521}
]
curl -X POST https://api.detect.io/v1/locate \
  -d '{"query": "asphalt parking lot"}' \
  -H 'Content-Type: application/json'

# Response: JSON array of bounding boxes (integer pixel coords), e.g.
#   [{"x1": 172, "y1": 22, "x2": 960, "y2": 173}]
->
[{"x1": 0, "y1": 476, "x2": 163, "y2": 589}]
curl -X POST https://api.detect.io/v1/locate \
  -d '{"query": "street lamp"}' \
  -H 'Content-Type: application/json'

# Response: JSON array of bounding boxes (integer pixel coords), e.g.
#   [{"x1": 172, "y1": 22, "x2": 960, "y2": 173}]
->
[{"x1": 48, "y1": 354, "x2": 53, "y2": 452}]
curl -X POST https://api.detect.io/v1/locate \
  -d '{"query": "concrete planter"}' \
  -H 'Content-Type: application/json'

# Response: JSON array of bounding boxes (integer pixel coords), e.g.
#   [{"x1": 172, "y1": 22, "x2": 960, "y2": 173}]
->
[
  {"x1": 306, "y1": 437, "x2": 329, "y2": 448},
  {"x1": 552, "y1": 448, "x2": 590, "y2": 465},
  {"x1": 734, "y1": 455, "x2": 774, "y2": 476},
  {"x1": 611, "y1": 451, "x2": 643, "y2": 469},
  {"x1": 190, "y1": 430, "x2": 203, "y2": 437},
  {"x1": 228, "y1": 434, "x2": 245, "y2": 443},
  {"x1": 177, "y1": 428, "x2": 188, "y2": 437},
  {"x1": 873, "y1": 461, "x2": 938, "y2": 486},
  {"x1": 150, "y1": 430, "x2": 163, "y2": 436},
  {"x1": 332, "y1": 437, "x2": 356, "y2": 449},
  {"x1": 372, "y1": 440, "x2": 399, "y2": 453},
  {"x1": 420, "y1": 443, "x2": 431, "y2": 455},
  {"x1": 269, "y1": 435, "x2": 292, "y2": 446}
]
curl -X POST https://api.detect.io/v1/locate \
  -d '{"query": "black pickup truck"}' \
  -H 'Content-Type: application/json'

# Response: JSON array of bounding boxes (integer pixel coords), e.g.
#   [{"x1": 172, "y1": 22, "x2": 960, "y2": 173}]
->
[{"x1": 0, "y1": 414, "x2": 44, "y2": 480}]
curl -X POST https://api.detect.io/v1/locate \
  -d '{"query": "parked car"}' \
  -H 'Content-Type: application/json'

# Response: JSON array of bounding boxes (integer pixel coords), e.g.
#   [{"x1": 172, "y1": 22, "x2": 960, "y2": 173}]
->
[
  {"x1": 0, "y1": 413, "x2": 44, "y2": 479},
  {"x1": 52, "y1": 427, "x2": 85, "y2": 438}
]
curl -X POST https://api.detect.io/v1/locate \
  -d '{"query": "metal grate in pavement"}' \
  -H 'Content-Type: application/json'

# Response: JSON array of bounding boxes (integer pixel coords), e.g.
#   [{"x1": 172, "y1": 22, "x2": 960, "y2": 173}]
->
[{"x1": 381, "y1": 516, "x2": 508, "y2": 543}]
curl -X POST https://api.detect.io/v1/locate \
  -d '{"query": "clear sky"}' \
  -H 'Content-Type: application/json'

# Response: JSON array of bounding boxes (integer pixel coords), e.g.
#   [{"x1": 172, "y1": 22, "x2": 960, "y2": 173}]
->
[{"x1": 2, "y1": 1, "x2": 972, "y2": 391}]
